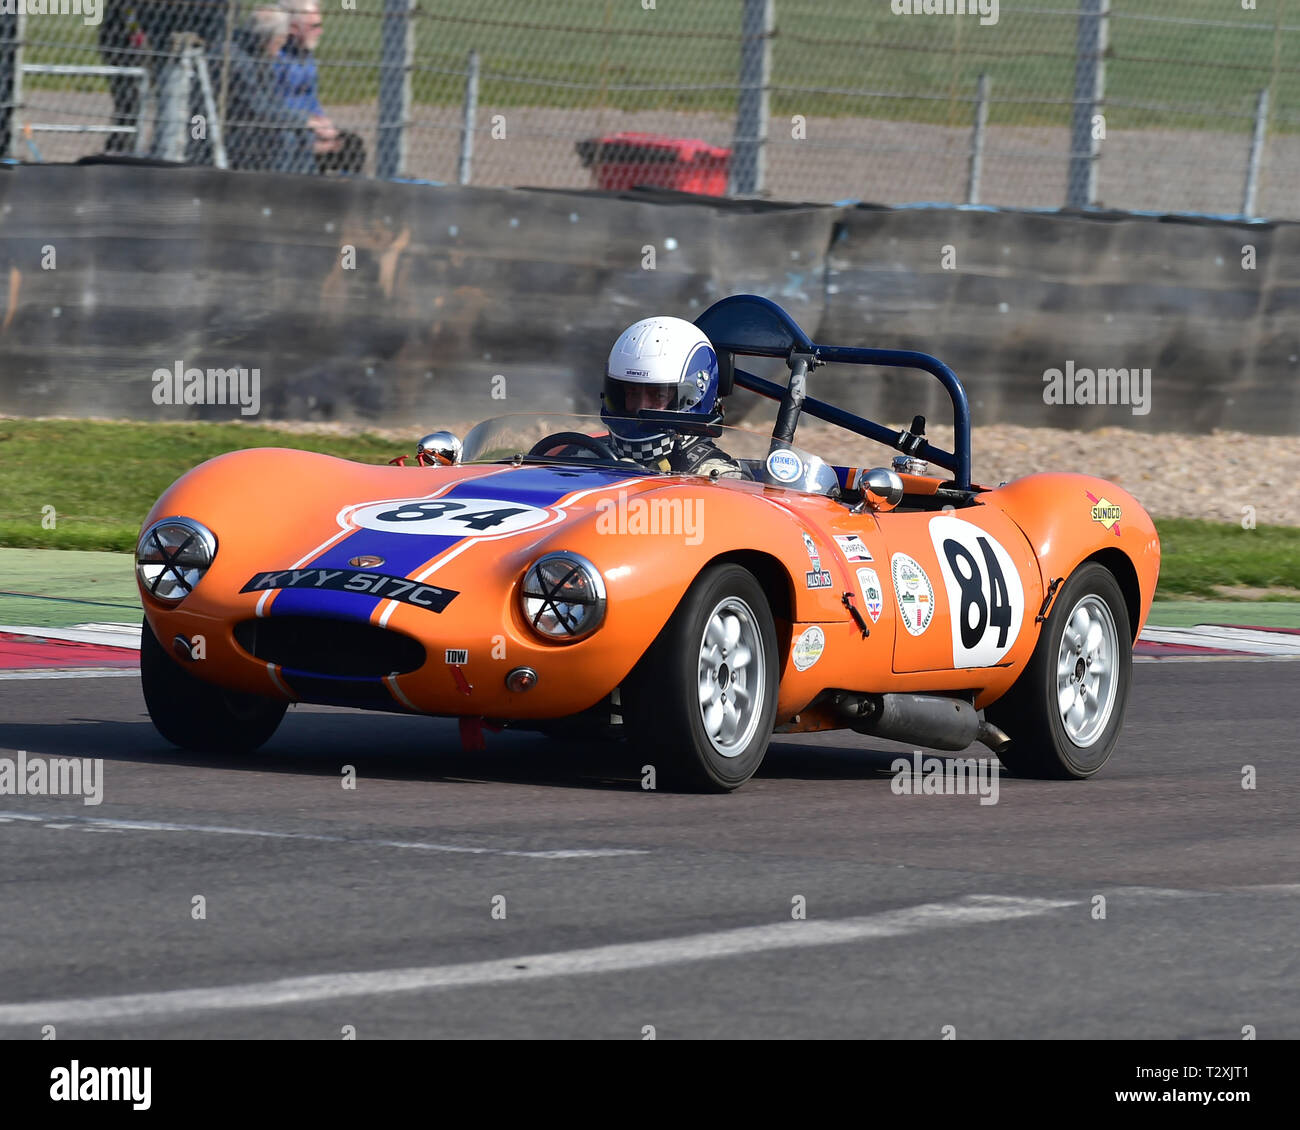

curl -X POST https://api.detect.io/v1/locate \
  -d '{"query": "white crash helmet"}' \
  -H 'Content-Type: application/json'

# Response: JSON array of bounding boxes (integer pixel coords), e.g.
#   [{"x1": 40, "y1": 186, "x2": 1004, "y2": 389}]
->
[{"x1": 600, "y1": 315, "x2": 721, "y2": 462}]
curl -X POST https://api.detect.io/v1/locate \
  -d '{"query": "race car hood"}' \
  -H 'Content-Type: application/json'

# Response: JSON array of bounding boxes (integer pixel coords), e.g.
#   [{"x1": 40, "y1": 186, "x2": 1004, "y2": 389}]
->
[{"x1": 140, "y1": 448, "x2": 671, "y2": 618}]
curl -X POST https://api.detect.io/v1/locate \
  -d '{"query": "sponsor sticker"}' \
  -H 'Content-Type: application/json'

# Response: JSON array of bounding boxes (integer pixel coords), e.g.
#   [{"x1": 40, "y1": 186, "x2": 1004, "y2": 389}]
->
[
  {"x1": 1086, "y1": 491, "x2": 1122, "y2": 536},
  {"x1": 445, "y1": 648, "x2": 469, "y2": 664},
  {"x1": 240, "y1": 568, "x2": 459, "y2": 612},
  {"x1": 834, "y1": 534, "x2": 873, "y2": 562},
  {"x1": 802, "y1": 532, "x2": 820, "y2": 567},
  {"x1": 890, "y1": 553, "x2": 935, "y2": 636},
  {"x1": 800, "y1": 533, "x2": 832, "y2": 588},
  {"x1": 805, "y1": 568, "x2": 834, "y2": 590},
  {"x1": 791, "y1": 625, "x2": 825, "y2": 671},
  {"x1": 856, "y1": 566, "x2": 884, "y2": 623},
  {"x1": 766, "y1": 449, "x2": 804, "y2": 483}
]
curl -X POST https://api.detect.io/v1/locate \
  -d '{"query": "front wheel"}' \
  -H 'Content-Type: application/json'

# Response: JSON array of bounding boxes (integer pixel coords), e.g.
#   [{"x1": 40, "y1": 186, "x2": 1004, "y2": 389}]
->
[
  {"x1": 985, "y1": 562, "x2": 1132, "y2": 779},
  {"x1": 140, "y1": 618, "x2": 287, "y2": 754},
  {"x1": 622, "y1": 564, "x2": 779, "y2": 792}
]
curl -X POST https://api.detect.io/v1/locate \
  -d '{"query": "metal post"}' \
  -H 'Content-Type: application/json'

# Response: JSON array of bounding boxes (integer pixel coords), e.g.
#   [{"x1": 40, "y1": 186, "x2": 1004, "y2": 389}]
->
[
  {"x1": 1, "y1": 11, "x2": 22, "y2": 160},
  {"x1": 731, "y1": 0, "x2": 773, "y2": 197},
  {"x1": 216, "y1": 0, "x2": 237, "y2": 147},
  {"x1": 1067, "y1": 0, "x2": 1108, "y2": 209},
  {"x1": 458, "y1": 49, "x2": 479, "y2": 186},
  {"x1": 377, "y1": 0, "x2": 414, "y2": 179},
  {"x1": 1243, "y1": 88, "x2": 1268, "y2": 220},
  {"x1": 966, "y1": 73, "x2": 990, "y2": 205},
  {"x1": 133, "y1": 69, "x2": 151, "y2": 156},
  {"x1": 154, "y1": 34, "x2": 197, "y2": 162},
  {"x1": 191, "y1": 48, "x2": 228, "y2": 170}
]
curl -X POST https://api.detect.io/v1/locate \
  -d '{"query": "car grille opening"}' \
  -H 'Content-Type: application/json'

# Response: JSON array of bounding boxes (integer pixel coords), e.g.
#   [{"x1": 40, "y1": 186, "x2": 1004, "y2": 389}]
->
[{"x1": 234, "y1": 617, "x2": 426, "y2": 677}]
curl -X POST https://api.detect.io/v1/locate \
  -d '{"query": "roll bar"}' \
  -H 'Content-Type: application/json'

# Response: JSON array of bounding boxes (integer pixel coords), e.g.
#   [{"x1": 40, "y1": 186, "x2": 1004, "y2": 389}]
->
[{"x1": 695, "y1": 294, "x2": 973, "y2": 491}]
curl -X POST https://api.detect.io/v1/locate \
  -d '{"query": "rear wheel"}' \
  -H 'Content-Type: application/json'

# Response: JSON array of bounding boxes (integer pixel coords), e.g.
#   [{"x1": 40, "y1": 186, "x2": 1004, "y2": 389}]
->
[
  {"x1": 986, "y1": 562, "x2": 1132, "y2": 779},
  {"x1": 622, "y1": 564, "x2": 779, "y2": 792},
  {"x1": 140, "y1": 618, "x2": 287, "y2": 754}
]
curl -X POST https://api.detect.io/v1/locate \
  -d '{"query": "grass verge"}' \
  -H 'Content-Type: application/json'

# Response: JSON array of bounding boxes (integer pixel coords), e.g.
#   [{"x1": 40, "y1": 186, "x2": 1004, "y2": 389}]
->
[
  {"x1": 1152, "y1": 519, "x2": 1300, "y2": 600},
  {"x1": 0, "y1": 419, "x2": 401, "y2": 553}
]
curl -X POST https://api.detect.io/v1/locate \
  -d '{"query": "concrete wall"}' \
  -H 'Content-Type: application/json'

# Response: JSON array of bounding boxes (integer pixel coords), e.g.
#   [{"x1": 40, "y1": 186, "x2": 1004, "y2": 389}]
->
[
  {"x1": 0, "y1": 163, "x2": 1295, "y2": 433},
  {"x1": 819, "y1": 207, "x2": 1300, "y2": 434}
]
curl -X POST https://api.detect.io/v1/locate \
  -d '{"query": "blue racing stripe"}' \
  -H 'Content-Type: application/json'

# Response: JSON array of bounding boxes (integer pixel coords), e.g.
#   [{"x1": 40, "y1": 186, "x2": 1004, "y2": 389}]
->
[{"x1": 270, "y1": 464, "x2": 642, "y2": 622}]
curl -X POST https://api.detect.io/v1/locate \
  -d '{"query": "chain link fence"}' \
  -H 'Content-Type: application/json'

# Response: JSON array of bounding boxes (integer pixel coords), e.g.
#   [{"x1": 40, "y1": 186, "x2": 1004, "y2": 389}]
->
[{"x1": 1, "y1": 1, "x2": 1297, "y2": 218}]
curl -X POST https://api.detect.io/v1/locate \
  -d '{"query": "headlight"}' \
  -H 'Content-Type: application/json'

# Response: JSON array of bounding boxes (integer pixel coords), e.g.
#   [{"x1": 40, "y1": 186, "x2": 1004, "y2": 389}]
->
[
  {"x1": 136, "y1": 517, "x2": 218, "y2": 602},
  {"x1": 520, "y1": 552, "x2": 606, "y2": 641}
]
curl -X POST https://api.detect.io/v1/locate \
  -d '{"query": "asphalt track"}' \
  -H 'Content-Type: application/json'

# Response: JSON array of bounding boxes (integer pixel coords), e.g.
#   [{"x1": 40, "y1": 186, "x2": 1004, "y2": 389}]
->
[{"x1": 0, "y1": 660, "x2": 1296, "y2": 1039}]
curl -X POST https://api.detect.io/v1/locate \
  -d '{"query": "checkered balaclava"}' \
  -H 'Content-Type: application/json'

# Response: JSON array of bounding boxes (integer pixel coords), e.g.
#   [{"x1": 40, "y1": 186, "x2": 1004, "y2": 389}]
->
[{"x1": 606, "y1": 428, "x2": 701, "y2": 465}]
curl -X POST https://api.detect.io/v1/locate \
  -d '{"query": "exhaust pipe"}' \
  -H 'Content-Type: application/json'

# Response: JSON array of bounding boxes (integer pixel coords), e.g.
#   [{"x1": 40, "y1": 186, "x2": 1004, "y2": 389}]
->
[
  {"x1": 827, "y1": 692, "x2": 1006, "y2": 753},
  {"x1": 976, "y1": 719, "x2": 1012, "y2": 754}
]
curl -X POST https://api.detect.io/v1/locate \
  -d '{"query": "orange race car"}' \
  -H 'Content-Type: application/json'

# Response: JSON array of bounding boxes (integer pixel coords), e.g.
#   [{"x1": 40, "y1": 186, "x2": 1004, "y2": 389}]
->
[{"x1": 136, "y1": 295, "x2": 1160, "y2": 791}]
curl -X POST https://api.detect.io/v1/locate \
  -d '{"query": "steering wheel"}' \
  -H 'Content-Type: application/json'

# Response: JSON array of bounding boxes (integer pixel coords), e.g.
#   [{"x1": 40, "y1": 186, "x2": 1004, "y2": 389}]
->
[{"x1": 526, "y1": 432, "x2": 620, "y2": 462}]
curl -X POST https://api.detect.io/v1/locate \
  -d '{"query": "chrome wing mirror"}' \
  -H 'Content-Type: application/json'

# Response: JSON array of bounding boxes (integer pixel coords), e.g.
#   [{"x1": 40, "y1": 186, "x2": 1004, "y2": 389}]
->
[
  {"x1": 416, "y1": 431, "x2": 462, "y2": 467},
  {"x1": 854, "y1": 467, "x2": 904, "y2": 513}
]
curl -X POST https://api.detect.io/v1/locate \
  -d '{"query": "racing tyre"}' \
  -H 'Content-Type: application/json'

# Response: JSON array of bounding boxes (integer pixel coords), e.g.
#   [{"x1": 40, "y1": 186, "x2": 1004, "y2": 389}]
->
[
  {"x1": 622, "y1": 564, "x2": 779, "y2": 792},
  {"x1": 140, "y1": 618, "x2": 287, "y2": 754},
  {"x1": 986, "y1": 562, "x2": 1132, "y2": 779}
]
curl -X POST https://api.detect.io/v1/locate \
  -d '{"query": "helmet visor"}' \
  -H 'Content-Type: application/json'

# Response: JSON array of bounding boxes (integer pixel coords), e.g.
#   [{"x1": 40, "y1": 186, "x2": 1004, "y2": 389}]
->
[{"x1": 602, "y1": 377, "x2": 680, "y2": 419}]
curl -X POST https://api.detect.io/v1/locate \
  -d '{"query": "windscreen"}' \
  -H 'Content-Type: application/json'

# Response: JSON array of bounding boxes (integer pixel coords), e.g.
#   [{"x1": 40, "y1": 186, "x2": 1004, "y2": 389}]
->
[{"x1": 458, "y1": 414, "x2": 841, "y2": 494}]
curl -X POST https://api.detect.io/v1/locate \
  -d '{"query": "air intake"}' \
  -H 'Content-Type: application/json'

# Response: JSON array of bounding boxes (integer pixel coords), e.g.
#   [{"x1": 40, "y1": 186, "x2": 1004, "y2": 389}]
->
[{"x1": 234, "y1": 617, "x2": 426, "y2": 677}]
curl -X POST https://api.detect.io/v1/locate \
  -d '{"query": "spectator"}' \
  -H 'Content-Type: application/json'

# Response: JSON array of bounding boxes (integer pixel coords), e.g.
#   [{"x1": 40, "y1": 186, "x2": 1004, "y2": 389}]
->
[
  {"x1": 277, "y1": 0, "x2": 365, "y2": 174},
  {"x1": 225, "y1": 7, "x2": 315, "y2": 173},
  {"x1": 98, "y1": 1, "x2": 149, "y2": 154}
]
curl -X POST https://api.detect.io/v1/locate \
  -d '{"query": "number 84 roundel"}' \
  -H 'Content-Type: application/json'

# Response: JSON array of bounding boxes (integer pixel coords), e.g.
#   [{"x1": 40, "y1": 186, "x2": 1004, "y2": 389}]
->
[{"x1": 928, "y1": 515, "x2": 1026, "y2": 668}]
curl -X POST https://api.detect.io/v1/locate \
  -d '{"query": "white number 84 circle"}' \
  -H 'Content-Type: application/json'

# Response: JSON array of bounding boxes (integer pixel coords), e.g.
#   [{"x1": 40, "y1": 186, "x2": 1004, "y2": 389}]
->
[{"x1": 927, "y1": 515, "x2": 1025, "y2": 668}]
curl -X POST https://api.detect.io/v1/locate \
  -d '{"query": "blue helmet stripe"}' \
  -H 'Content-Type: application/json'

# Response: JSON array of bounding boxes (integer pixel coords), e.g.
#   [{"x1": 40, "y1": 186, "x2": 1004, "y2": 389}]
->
[{"x1": 679, "y1": 342, "x2": 719, "y2": 385}]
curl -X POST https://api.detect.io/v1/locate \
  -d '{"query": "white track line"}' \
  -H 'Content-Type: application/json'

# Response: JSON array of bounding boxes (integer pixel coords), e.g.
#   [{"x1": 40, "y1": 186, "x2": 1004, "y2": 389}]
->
[
  {"x1": 0, "y1": 623, "x2": 140, "y2": 649},
  {"x1": 1135, "y1": 653, "x2": 1300, "y2": 664},
  {"x1": 1140, "y1": 625, "x2": 1300, "y2": 656},
  {"x1": 0, "y1": 667, "x2": 139, "y2": 681},
  {"x1": 0, "y1": 895, "x2": 1076, "y2": 1027},
  {"x1": 0, "y1": 810, "x2": 648, "y2": 861}
]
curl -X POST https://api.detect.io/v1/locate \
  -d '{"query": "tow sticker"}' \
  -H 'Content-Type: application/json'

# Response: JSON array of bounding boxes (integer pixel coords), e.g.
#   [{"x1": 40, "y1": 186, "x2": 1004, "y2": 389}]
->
[
  {"x1": 890, "y1": 553, "x2": 934, "y2": 636},
  {"x1": 928, "y1": 515, "x2": 1025, "y2": 667}
]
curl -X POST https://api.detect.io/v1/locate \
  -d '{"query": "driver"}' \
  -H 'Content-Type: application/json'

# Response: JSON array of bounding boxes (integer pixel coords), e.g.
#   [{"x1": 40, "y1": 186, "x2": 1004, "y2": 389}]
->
[{"x1": 600, "y1": 316, "x2": 749, "y2": 478}]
